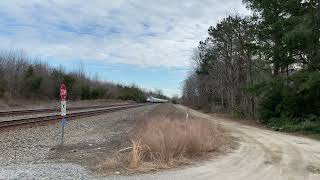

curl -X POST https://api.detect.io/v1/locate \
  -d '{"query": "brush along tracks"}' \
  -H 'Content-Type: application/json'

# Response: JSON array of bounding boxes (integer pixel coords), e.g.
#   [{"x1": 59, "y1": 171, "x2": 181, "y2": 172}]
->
[{"x1": 0, "y1": 104, "x2": 146, "y2": 128}]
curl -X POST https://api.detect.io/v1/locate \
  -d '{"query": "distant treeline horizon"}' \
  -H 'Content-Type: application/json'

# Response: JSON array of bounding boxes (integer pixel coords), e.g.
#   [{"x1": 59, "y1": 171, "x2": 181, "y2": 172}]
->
[{"x1": 0, "y1": 50, "x2": 168, "y2": 103}]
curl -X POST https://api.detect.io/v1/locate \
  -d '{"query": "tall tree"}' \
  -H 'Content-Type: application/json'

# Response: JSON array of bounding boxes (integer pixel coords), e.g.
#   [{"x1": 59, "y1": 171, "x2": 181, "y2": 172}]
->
[
  {"x1": 183, "y1": 15, "x2": 266, "y2": 117},
  {"x1": 244, "y1": 0, "x2": 320, "y2": 72}
]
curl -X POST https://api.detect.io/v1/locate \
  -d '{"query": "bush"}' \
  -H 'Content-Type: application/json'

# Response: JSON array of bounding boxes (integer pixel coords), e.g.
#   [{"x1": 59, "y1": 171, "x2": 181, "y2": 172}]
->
[
  {"x1": 91, "y1": 87, "x2": 106, "y2": 99},
  {"x1": 253, "y1": 71, "x2": 320, "y2": 134},
  {"x1": 20, "y1": 66, "x2": 43, "y2": 98},
  {"x1": 231, "y1": 105, "x2": 244, "y2": 118},
  {"x1": 266, "y1": 116, "x2": 320, "y2": 135},
  {"x1": 80, "y1": 85, "x2": 91, "y2": 99},
  {"x1": 117, "y1": 85, "x2": 146, "y2": 103}
]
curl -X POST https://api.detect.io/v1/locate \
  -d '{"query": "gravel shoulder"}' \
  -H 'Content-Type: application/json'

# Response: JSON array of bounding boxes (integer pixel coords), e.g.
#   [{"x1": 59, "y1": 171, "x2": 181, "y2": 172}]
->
[{"x1": 0, "y1": 104, "x2": 157, "y2": 179}]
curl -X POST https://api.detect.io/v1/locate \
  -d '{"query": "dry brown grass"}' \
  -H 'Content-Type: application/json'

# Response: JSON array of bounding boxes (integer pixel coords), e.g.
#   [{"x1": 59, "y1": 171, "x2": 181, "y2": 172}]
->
[
  {"x1": 97, "y1": 152, "x2": 130, "y2": 170},
  {"x1": 99, "y1": 104, "x2": 229, "y2": 172},
  {"x1": 133, "y1": 115, "x2": 227, "y2": 168},
  {"x1": 130, "y1": 139, "x2": 142, "y2": 169}
]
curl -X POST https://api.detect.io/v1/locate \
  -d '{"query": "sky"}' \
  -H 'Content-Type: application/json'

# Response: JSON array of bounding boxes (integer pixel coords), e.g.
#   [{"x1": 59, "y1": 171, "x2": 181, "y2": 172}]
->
[{"x1": 0, "y1": 0, "x2": 250, "y2": 97}]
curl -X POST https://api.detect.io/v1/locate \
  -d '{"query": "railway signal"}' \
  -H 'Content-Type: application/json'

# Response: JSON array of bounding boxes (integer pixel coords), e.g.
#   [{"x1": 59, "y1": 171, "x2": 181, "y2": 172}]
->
[
  {"x1": 60, "y1": 84, "x2": 67, "y2": 146},
  {"x1": 60, "y1": 84, "x2": 67, "y2": 101}
]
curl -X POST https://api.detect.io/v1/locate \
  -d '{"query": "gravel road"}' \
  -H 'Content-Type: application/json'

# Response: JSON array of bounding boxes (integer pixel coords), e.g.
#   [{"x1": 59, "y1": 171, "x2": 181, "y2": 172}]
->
[
  {"x1": 108, "y1": 105, "x2": 320, "y2": 180},
  {"x1": 1, "y1": 105, "x2": 320, "y2": 180}
]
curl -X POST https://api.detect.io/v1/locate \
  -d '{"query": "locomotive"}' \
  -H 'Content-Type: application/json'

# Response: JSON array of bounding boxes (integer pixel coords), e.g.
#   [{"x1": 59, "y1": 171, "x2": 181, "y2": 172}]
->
[{"x1": 146, "y1": 96, "x2": 168, "y2": 103}]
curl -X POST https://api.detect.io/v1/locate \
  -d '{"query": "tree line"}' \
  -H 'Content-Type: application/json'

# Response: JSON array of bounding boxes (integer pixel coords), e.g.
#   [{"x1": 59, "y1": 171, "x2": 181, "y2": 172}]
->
[
  {"x1": 182, "y1": 0, "x2": 320, "y2": 134},
  {"x1": 0, "y1": 50, "x2": 167, "y2": 103}
]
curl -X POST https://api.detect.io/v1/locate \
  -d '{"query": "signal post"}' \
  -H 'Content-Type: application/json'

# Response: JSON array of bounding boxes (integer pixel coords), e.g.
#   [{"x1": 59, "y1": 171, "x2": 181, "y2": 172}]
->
[{"x1": 60, "y1": 84, "x2": 67, "y2": 146}]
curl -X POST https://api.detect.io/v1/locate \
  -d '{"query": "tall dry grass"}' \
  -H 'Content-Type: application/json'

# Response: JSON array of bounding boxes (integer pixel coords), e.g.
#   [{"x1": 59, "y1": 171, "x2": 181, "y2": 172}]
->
[
  {"x1": 131, "y1": 115, "x2": 228, "y2": 168},
  {"x1": 99, "y1": 104, "x2": 229, "y2": 172},
  {"x1": 130, "y1": 139, "x2": 142, "y2": 169}
]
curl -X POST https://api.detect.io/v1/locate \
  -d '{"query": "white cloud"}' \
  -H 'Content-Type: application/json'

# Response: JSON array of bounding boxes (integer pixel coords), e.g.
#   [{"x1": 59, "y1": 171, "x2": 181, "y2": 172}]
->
[{"x1": 0, "y1": 0, "x2": 250, "y2": 68}]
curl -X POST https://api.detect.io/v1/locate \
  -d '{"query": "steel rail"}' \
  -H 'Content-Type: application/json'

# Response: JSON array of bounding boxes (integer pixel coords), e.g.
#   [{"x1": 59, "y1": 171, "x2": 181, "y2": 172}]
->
[
  {"x1": 0, "y1": 103, "x2": 133, "y2": 117},
  {"x1": 0, "y1": 104, "x2": 145, "y2": 128}
]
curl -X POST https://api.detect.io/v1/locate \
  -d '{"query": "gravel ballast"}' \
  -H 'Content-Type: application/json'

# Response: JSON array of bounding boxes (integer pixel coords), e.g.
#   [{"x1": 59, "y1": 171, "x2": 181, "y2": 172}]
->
[
  {"x1": 0, "y1": 163, "x2": 91, "y2": 180},
  {"x1": 0, "y1": 104, "x2": 157, "y2": 179}
]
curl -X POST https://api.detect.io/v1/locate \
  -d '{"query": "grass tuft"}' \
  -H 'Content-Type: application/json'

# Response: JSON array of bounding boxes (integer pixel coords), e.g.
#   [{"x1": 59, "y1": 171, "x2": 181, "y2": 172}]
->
[
  {"x1": 133, "y1": 116, "x2": 227, "y2": 167},
  {"x1": 99, "y1": 104, "x2": 229, "y2": 172},
  {"x1": 130, "y1": 139, "x2": 142, "y2": 169}
]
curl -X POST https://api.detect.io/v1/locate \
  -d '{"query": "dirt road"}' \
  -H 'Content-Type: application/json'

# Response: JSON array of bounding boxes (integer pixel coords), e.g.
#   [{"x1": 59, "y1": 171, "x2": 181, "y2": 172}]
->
[
  {"x1": 1, "y1": 105, "x2": 319, "y2": 180},
  {"x1": 110, "y1": 105, "x2": 320, "y2": 180}
]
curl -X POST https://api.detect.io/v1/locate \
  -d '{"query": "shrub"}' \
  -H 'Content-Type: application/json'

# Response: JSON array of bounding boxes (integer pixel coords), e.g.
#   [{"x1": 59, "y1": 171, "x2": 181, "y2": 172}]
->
[
  {"x1": 91, "y1": 87, "x2": 106, "y2": 99},
  {"x1": 117, "y1": 85, "x2": 146, "y2": 103},
  {"x1": 81, "y1": 85, "x2": 91, "y2": 99},
  {"x1": 253, "y1": 71, "x2": 320, "y2": 134},
  {"x1": 231, "y1": 105, "x2": 244, "y2": 118},
  {"x1": 266, "y1": 116, "x2": 320, "y2": 135}
]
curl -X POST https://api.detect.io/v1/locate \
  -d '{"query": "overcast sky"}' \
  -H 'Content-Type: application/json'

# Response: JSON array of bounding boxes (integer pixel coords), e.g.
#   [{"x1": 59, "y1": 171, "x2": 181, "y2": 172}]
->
[{"x1": 0, "y1": 0, "x2": 250, "y2": 97}]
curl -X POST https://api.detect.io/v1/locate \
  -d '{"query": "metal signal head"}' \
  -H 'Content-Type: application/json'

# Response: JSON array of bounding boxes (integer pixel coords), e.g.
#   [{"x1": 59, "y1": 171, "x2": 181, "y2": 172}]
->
[{"x1": 60, "y1": 84, "x2": 67, "y2": 100}]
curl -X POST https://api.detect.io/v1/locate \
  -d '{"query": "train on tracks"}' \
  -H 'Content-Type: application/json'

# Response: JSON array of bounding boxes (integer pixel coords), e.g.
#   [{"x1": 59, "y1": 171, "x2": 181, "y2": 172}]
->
[{"x1": 146, "y1": 96, "x2": 168, "y2": 103}]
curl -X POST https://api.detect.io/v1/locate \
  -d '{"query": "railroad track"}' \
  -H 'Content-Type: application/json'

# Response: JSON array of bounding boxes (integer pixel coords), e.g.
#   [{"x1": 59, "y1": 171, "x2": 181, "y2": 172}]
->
[
  {"x1": 0, "y1": 103, "x2": 133, "y2": 117},
  {"x1": 0, "y1": 104, "x2": 146, "y2": 128}
]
